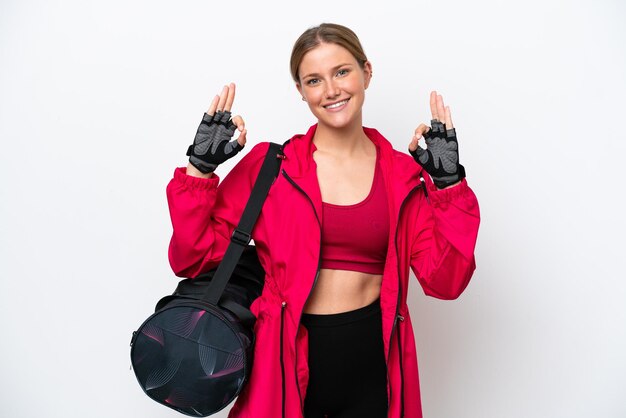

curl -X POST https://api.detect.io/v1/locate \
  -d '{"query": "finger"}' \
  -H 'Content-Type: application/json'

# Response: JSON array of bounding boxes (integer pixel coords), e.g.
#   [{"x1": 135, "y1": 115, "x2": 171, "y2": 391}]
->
[
  {"x1": 236, "y1": 128, "x2": 247, "y2": 147},
  {"x1": 414, "y1": 123, "x2": 430, "y2": 137},
  {"x1": 224, "y1": 82, "x2": 236, "y2": 112},
  {"x1": 445, "y1": 106, "x2": 454, "y2": 130},
  {"x1": 430, "y1": 90, "x2": 439, "y2": 121},
  {"x1": 206, "y1": 95, "x2": 219, "y2": 115},
  {"x1": 216, "y1": 85, "x2": 229, "y2": 112},
  {"x1": 232, "y1": 114, "x2": 245, "y2": 132},
  {"x1": 436, "y1": 94, "x2": 446, "y2": 125}
]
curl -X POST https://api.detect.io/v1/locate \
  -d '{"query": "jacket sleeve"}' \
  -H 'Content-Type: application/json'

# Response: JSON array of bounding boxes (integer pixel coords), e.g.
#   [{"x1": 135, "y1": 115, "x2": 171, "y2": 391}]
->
[
  {"x1": 409, "y1": 174, "x2": 480, "y2": 300},
  {"x1": 166, "y1": 141, "x2": 271, "y2": 278}
]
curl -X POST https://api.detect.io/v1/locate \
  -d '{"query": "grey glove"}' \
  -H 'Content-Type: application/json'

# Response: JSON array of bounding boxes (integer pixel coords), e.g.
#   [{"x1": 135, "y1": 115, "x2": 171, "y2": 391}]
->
[
  {"x1": 409, "y1": 120, "x2": 466, "y2": 189},
  {"x1": 186, "y1": 111, "x2": 244, "y2": 173}
]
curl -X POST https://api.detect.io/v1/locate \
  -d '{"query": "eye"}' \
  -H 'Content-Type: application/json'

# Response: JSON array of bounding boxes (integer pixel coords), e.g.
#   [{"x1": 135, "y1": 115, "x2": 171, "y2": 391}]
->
[
  {"x1": 337, "y1": 68, "x2": 349, "y2": 76},
  {"x1": 306, "y1": 78, "x2": 320, "y2": 85}
]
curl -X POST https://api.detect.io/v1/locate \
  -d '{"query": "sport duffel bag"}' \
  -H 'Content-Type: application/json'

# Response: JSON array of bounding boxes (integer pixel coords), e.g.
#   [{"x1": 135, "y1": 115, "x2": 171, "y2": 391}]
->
[{"x1": 130, "y1": 142, "x2": 284, "y2": 416}]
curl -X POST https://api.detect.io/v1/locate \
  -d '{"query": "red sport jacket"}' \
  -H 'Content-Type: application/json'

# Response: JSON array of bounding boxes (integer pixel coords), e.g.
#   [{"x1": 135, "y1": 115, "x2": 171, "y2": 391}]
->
[{"x1": 166, "y1": 123, "x2": 481, "y2": 418}]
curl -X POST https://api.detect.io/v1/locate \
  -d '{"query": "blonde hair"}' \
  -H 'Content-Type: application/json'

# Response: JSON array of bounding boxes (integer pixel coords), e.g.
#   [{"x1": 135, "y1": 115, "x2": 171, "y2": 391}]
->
[{"x1": 290, "y1": 23, "x2": 368, "y2": 84}]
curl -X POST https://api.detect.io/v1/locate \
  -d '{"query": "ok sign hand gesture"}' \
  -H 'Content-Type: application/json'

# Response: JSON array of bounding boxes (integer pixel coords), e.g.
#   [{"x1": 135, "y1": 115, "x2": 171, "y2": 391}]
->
[
  {"x1": 187, "y1": 83, "x2": 248, "y2": 175},
  {"x1": 408, "y1": 91, "x2": 466, "y2": 189}
]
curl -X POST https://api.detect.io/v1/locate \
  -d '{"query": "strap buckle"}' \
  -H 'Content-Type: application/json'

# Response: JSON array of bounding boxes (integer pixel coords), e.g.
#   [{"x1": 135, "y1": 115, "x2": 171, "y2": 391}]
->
[{"x1": 231, "y1": 228, "x2": 251, "y2": 246}]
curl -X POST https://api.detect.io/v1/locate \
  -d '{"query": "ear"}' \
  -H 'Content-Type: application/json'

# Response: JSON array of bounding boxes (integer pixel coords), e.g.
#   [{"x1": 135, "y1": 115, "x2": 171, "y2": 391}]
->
[
  {"x1": 363, "y1": 60, "x2": 373, "y2": 89},
  {"x1": 295, "y1": 82, "x2": 303, "y2": 97}
]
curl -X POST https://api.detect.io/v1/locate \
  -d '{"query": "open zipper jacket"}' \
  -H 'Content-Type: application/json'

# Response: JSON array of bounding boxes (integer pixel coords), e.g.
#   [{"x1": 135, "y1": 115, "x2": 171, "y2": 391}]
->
[{"x1": 166, "y1": 123, "x2": 481, "y2": 418}]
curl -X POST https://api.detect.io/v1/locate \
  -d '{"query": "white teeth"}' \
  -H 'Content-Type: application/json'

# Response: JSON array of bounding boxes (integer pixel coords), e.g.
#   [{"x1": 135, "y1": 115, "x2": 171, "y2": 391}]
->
[{"x1": 325, "y1": 99, "x2": 348, "y2": 109}]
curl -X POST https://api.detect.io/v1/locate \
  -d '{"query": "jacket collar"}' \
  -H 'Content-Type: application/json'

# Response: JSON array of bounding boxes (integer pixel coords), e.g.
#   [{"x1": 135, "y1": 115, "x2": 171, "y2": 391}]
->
[{"x1": 281, "y1": 123, "x2": 425, "y2": 227}]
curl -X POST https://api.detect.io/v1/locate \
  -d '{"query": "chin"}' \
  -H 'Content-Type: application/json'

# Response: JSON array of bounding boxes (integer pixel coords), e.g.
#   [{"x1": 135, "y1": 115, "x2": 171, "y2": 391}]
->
[{"x1": 316, "y1": 110, "x2": 361, "y2": 130}]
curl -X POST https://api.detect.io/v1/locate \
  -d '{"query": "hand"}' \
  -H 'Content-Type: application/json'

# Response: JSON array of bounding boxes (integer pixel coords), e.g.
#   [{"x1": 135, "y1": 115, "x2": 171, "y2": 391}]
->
[
  {"x1": 186, "y1": 83, "x2": 248, "y2": 174},
  {"x1": 408, "y1": 91, "x2": 465, "y2": 189}
]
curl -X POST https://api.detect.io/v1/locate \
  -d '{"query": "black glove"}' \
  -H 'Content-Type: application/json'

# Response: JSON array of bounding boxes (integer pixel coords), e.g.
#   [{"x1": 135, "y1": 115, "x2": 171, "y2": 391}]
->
[
  {"x1": 186, "y1": 111, "x2": 244, "y2": 173},
  {"x1": 409, "y1": 120, "x2": 466, "y2": 189}
]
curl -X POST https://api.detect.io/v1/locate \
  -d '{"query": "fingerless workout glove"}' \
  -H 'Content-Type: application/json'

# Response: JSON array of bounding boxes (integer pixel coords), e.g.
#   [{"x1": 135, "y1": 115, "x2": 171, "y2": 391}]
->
[
  {"x1": 409, "y1": 120, "x2": 466, "y2": 189},
  {"x1": 186, "y1": 111, "x2": 244, "y2": 173}
]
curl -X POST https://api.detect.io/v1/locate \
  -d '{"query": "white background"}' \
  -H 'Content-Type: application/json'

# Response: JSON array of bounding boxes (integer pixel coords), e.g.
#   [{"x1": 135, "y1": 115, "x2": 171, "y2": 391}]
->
[{"x1": 1, "y1": 0, "x2": 625, "y2": 417}]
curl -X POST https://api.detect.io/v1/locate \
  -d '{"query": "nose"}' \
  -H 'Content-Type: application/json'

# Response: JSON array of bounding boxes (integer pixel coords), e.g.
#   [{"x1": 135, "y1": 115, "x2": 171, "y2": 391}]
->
[{"x1": 325, "y1": 79, "x2": 341, "y2": 99}]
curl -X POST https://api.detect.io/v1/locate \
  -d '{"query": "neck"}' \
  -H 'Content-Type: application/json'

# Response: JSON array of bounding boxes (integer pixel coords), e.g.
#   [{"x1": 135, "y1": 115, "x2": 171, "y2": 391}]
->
[{"x1": 312, "y1": 115, "x2": 370, "y2": 158}]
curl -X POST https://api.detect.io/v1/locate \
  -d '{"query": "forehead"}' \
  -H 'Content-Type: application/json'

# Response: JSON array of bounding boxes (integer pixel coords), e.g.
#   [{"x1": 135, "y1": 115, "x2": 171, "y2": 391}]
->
[{"x1": 299, "y1": 43, "x2": 356, "y2": 73}]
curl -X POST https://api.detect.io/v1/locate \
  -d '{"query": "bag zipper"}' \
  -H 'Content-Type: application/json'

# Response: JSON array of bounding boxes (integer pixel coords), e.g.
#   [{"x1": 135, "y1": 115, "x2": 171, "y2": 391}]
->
[{"x1": 281, "y1": 169, "x2": 322, "y2": 415}]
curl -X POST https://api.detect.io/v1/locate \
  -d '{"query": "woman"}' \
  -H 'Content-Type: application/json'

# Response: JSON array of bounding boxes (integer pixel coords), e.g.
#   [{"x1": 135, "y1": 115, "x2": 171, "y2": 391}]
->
[{"x1": 167, "y1": 23, "x2": 480, "y2": 418}]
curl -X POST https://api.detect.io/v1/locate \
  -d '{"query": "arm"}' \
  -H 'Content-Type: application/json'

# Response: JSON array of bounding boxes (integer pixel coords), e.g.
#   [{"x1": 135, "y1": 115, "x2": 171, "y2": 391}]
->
[
  {"x1": 409, "y1": 175, "x2": 480, "y2": 299},
  {"x1": 166, "y1": 141, "x2": 270, "y2": 277},
  {"x1": 407, "y1": 90, "x2": 479, "y2": 298},
  {"x1": 167, "y1": 82, "x2": 254, "y2": 277}
]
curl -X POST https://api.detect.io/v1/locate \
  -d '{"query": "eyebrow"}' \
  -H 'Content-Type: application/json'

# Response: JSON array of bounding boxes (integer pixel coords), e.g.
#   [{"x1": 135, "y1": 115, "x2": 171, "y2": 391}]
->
[{"x1": 301, "y1": 63, "x2": 352, "y2": 79}]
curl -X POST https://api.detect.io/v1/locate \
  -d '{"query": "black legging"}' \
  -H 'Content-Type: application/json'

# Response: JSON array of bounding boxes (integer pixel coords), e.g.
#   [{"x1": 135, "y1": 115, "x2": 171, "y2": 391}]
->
[{"x1": 301, "y1": 297, "x2": 388, "y2": 418}]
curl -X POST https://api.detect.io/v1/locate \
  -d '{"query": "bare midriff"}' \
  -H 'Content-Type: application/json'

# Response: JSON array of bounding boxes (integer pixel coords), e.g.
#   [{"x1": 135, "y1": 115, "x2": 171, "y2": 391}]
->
[{"x1": 302, "y1": 268, "x2": 382, "y2": 314}]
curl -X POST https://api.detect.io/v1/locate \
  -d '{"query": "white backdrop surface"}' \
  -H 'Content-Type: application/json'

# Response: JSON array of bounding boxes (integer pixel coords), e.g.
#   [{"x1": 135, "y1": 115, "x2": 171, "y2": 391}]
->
[{"x1": 1, "y1": 0, "x2": 625, "y2": 417}]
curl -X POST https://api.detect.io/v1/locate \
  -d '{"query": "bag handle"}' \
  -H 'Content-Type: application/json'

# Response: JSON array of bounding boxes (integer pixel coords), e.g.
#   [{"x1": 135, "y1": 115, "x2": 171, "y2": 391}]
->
[{"x1": 203, "y1": 142, "x2": 285, "y2": 305}]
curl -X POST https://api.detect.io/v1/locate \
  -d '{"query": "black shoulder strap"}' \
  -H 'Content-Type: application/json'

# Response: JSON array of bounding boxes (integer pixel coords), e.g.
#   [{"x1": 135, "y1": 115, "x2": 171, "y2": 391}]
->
[{"x1": 203, "y1": 142, "x2": 285, "y2": 305}]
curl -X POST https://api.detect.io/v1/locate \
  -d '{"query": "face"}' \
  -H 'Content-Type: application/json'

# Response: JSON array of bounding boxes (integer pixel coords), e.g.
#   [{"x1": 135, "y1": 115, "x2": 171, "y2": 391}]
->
[{"x1": 296, "y1": 42, "x2": 372, "y2": 130}]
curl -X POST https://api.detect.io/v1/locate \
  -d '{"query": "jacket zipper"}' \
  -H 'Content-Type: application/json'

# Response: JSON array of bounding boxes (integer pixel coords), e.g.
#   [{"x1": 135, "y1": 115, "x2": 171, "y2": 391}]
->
[
  {"x1": 280, "y1": 300, "x2": 287, "y2": 418},
  {"x1": 388, "y1": 179, "x2": 425, "y2": 417},
  {"x1": 281, "y1": 169, "x2": 322, "y2": 416},
  {"x1": 397, "y1": 314, "x2": 405, "y2": 417}
]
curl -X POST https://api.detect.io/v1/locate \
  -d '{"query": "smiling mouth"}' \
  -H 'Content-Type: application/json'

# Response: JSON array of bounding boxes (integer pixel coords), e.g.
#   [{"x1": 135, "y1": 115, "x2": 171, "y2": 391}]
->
[{"x1": 323, "y1": 98, "x2": 350, "y2": 109}]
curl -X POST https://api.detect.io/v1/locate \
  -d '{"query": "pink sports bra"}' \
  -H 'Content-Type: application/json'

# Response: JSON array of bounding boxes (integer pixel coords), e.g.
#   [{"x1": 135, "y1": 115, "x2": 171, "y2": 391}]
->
[{"x1": 320, "y1": 144, "x2": 389, "y2": 274}]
